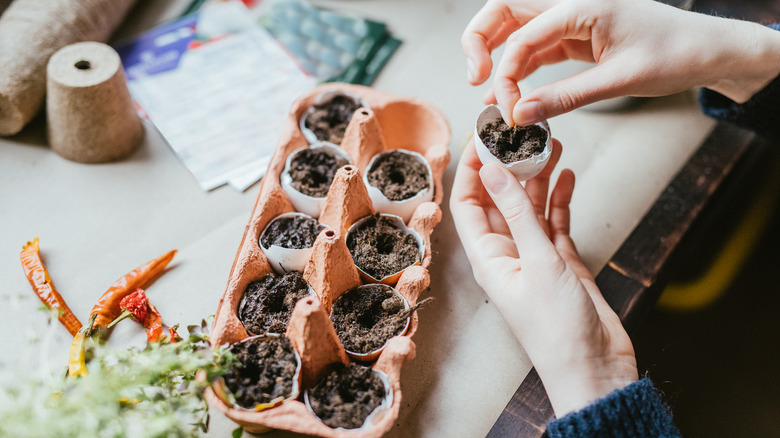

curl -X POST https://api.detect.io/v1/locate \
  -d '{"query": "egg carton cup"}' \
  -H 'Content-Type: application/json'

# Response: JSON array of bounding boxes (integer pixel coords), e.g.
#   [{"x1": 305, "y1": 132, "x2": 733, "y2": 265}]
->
[
  {"x1": 331, "y1": 283, "x2": 412, "y2": 363},
  {"x1": 259, "y1": 211, "x2": 331, "y2": 274},
  {"x1": 303, "y1": 367, "x2": 394, "y2": 432},
  {"x1": 281, "y1": 142, "x2": 353, "y2": 218},
  {"x1": 298, "y1": 89, "x2": 371, "y2": 144},
  {"x1": 207, "y1": 84, "x2": 450, "y2": 437},
  {"x1": 346, "y1": 213, "x2": 425, "y2": 285},
  {"x1": 212, "y1": 333, "x2": 303, "y2": 412},
  {"x1": 364, "y1": 149, "x2": 435, "y2": 223}
]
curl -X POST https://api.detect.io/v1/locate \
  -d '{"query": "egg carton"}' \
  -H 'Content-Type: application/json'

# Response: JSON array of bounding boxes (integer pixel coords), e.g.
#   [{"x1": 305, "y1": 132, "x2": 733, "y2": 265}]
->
[{"x1": 206, "y1": 84, "x2": 450, "y2": 437}]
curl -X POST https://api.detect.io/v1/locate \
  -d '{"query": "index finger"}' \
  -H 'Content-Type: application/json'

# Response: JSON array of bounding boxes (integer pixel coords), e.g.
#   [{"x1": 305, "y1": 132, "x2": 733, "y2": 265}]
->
[{"x1": 494, "y1": 2, "x2": 595, "y2": 123}]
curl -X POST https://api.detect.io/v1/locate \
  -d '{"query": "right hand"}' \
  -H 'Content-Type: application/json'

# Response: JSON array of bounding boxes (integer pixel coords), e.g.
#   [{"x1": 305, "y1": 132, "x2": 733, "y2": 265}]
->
[{"x1": 462, "y1": 0, "x2": 780, "y2": 126}]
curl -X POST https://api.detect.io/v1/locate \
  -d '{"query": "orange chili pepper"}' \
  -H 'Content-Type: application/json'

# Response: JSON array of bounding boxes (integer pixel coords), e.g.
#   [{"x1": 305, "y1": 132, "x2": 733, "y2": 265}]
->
[
  {"x1": 90, "y1": 250, "x2": 176, "y2": 330},
  {"x1": 20, "y1": 238, "x2": 82, "y2": 336}
]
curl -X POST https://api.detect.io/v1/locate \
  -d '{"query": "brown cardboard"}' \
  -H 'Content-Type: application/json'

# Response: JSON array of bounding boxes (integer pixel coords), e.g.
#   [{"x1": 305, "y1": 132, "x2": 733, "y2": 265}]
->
[{"x1": 208, "y1": 84, "x2": 450, "y2": 436}]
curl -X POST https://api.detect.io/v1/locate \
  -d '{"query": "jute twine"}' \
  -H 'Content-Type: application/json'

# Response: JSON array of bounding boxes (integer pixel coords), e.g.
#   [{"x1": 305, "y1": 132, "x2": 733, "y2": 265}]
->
[{"x1": 0, "y1": 0, "x2": 138, "y2": 136}]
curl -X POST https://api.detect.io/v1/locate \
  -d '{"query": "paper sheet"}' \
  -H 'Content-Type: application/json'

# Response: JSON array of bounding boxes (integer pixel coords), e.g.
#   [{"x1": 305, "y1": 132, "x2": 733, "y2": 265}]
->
[{"x1": 117, "y1": 6, "x2": 315, "y2": 191}]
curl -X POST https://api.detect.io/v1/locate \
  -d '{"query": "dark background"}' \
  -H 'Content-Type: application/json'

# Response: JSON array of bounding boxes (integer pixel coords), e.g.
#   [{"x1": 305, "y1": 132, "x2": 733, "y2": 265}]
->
[{"x1": 634, "y1": 3, "x2": 780, "y2": 437}]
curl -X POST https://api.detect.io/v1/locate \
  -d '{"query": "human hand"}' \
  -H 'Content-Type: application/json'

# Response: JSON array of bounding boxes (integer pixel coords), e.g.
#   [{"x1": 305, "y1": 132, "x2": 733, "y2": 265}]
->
[
  {"x1": 450, "y1": 139, "x2": 638, "y2": 416},
  {"x1": 463, "y1": 0, "x2": 780, "y2": 126}
]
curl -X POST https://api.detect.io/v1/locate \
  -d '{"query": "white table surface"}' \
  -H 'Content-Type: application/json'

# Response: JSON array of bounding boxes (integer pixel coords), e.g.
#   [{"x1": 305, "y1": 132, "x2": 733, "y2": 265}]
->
[{"x1": 0, "y1": 1, "x2": 715, "y2": 437}]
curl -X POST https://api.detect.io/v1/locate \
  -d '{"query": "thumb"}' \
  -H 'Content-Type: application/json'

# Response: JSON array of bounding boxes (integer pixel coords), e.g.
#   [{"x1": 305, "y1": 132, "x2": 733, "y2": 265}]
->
[
  {"x1": 479, "y1": 164, "x2": 557, "y2": 261},
  {"x1": 512, "y1": 63, "x2": 630, "y2": 124}
]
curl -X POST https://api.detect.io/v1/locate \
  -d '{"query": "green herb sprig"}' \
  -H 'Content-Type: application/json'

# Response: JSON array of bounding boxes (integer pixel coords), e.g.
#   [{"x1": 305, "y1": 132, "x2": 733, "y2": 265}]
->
[{"x1": 0, "y1": 319, "x2": 234, "y2": 438}]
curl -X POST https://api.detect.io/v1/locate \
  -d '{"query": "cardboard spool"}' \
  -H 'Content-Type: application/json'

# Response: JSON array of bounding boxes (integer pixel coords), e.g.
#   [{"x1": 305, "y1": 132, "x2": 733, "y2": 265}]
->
[{"x1": 206, "y1": 84, "x2": 450, "y2": 437}]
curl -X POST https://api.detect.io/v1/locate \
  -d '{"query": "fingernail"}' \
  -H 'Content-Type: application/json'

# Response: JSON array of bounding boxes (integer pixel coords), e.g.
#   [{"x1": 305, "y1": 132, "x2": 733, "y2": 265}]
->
[
  {"x1": 480, "y1": 165, "x2": 510, "y2": 194},
  {"x1": 466, "y1": 58, "x2": 477, "y2": 83},
  {"x1": 514, "y1": 101, "x2": 544, "y2": 125}
]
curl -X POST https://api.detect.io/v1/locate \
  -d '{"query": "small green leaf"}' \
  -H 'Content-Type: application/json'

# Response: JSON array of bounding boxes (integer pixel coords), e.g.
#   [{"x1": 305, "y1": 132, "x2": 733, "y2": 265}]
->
[{"x1": 232, "y1": 427, "x2": 243, "y2": 438}]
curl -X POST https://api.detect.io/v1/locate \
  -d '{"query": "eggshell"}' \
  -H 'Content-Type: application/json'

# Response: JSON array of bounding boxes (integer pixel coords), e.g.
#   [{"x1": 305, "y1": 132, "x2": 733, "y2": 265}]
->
[
  {"x1": 259, "y1": 212, "x2": 324, "y2": 273},
  {"x1": 212, "y1": 334, "x2": 302, "y2": 413},
  {"x1": 303, "y1": 367, "x2": 394, "y2": 431},
  {"x1": 346, "y1": 213, "x2": 425, "y2": 285},
  {"x1": 364, "y1": 149, "x2": 434, "y2": 223},
  {"x1": 474, "y1": 104, "x2": 552, "y2": 181},
  {"x1": 299, "y1": 89, "x2": 371, "y2": 144},
  {"x1": 280, "y1": 142, "x2": 352, "y2": 217},
  {"x1": 329, "y1": 284, "x2": 411, "y2": 362}
]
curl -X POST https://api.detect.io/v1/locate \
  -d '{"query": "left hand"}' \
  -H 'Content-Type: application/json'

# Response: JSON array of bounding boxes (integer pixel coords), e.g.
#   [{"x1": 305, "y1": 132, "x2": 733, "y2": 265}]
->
[{"x1": 449, "y1": 139, "x2": 638, "y2": 416}]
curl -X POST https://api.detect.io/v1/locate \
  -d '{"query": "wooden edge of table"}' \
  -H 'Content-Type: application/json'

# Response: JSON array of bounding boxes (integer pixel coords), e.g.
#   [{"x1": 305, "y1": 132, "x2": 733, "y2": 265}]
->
[{"x1": 487, "y1": 122, "x2": 760, "y2": 438}]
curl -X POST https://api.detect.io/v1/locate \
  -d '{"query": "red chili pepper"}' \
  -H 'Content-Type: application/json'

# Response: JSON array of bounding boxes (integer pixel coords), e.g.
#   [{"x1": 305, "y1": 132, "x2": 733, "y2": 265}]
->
[
  {"x1": 107, "y1": 289, "x2": 149, "y2": 329},
  {"x1": 120, "y1": 289, "x2": 149, "y2": 322},
  {"x1": 20, "y1": 238, "x2": 82, "y2": 336},
  {"x1": 108, "y1": 288, "x2": 178, "y2": 343}
]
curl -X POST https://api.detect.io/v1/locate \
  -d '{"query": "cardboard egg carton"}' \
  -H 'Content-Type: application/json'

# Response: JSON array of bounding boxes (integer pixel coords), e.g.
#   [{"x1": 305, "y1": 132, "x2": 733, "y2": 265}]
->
[{"x1": 206, "y1": 84, "x2": 450, "y2": 437}]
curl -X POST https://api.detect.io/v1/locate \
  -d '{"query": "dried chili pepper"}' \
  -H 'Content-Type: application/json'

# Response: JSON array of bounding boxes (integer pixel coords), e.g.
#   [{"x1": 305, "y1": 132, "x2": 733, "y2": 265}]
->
[
  {"x1": 20, "y1": 238, "x2": 82, "y2": 336},
  {"x1": 144, "y1": 301, "x2": 179, "y2": 343},
  {"x1": 68, "y1": 313, "x2": 97, "y2": 378},
  {"x1": 107, "y1": 289, "x2": 149, "y2": 328},
  {"x1": 108, "y1": 288, "x2": 179, "y2": 343},
  {"x1": 90, "y1": 250, "x2": 176, "y2": 330}
]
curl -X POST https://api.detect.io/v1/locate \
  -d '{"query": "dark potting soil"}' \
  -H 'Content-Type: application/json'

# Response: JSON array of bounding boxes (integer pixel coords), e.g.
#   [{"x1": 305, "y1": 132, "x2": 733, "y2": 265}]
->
[
  {"x1": 288, "y1": 148, "x2": 350, "y2": 198},
  {"x1": 223, "y1": 335, "x2": 298, "y2": 409},
  {"x1": 238, "y1": 271, "x2": 310, "y2": 335},
  {"x1": 260, "y1": 215, "x2": 325, "y2": 249},
  {"x1": 479, "y1": 120, "x2": 547, "y2": 164},
  {"x1": 308, "y1": 363, "x2": 386, "y2": 430},
  {"x1": 304, "y1": 95, "x2": 363, "y2": 144},
  {"x1": 331, "y1": 285, "x2": 407, "y2": 354},
  {"x1": 346, "y1": 214, "x2": 420, "y2": 280},
  {"x1": 366, "y1": 150, "x2": 430, "y2": 201}
]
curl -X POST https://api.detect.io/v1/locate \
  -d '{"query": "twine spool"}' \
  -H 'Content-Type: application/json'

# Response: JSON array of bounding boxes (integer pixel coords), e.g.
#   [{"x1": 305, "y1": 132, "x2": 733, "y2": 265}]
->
[
  {"x1": 0, "y1": 0, "x2": 138, "y2": 136},
  {"x1": 47, "y1": 42, "x2": 143, "y2": 163}
]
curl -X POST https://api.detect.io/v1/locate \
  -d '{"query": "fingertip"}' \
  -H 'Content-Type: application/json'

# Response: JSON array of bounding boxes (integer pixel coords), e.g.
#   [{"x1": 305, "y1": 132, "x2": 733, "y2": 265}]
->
[
  {"x1": 551, "y1": 138, "x2": 563, "y2": 162},
  {"x1": 561, "y1": 168, "x2": 575, "y2": 183},
  {"x1": 513, "y1": 100, "x2": 545, "y2": 126},
  {"x1": 462, "y1": 36, "x2": 493, "y2": 85},
  {"x1": 494, "y1": 80, "x2": 522, "y2": 127},
  {"x1": 494, "y1": 99, "x2": 516, "y2": 127},
  {"x1": 554, "y1": 168, "x2": 576, "y2": 201},
  {"x1": 479, "y1": 163, "x2": 512, "y2": 195},
  {"x1": 467, "y1": 58, "x2": 494, "y2": 86},
  {"x1": 466, "y1": 57, "x2": 478, "y2": 85},
  {"x1": 483, "y1": 88, "x2": 497, "y2": 105}
]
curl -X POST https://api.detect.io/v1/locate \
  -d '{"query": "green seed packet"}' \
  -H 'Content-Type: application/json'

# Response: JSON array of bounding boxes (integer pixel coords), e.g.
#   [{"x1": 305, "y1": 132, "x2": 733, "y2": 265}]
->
[{"x1": 258, "y1": 0, "x2": 401, "y2": 85}]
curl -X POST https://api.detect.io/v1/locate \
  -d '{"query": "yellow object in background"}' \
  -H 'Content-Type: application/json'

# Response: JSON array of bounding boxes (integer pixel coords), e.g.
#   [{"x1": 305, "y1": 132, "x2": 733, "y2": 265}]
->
[{"x1": 658, "y1": 157, "x2": 780, "y2": 311}]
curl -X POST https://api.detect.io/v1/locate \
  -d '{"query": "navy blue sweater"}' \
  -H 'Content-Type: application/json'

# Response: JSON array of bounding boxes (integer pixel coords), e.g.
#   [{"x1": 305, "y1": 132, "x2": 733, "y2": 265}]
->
[
  {"x1": 546, "y1": 378, "x2": 681, "y2": 438},
  {"x1": 699, "y1": 23, "x2": 780, "y2": 138}
]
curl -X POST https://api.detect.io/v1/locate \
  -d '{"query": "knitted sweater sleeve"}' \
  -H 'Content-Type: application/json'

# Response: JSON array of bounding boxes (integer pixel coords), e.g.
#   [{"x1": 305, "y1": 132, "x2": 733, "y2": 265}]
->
[
  {"x1": 545, "y1": 378, "x2": 681, "y2": 438},
  {"x1": 699, "y1": 24, "x2": 780, "y2": 138}
]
